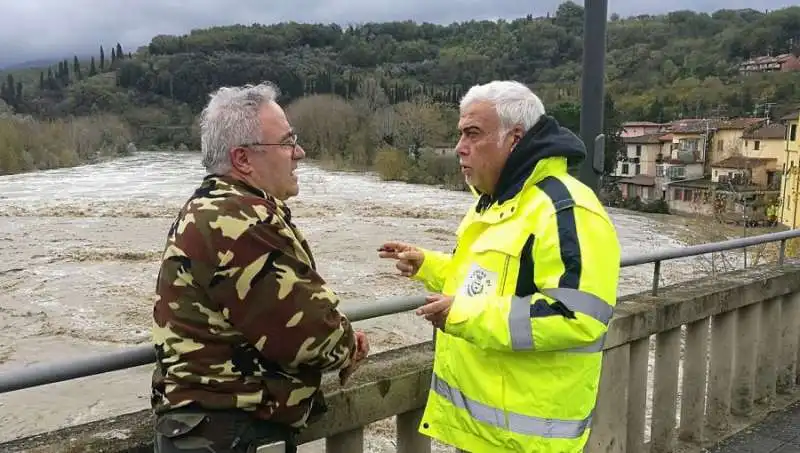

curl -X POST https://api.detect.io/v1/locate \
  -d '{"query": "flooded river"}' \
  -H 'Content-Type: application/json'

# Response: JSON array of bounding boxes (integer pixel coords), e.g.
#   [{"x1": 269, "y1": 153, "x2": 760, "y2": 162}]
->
[{"x1": 0, "y1": 151, "x2": 726, "y2": 450}]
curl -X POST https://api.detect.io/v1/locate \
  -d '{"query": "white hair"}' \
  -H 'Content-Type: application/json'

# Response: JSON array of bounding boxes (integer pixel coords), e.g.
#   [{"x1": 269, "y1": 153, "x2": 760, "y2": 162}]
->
[
  {"x1": 199, "y1": 82, "x2": 280, "y2": 174},
  {"x1": 459, "y1": 80, "x2": 546, "y2": 139}
]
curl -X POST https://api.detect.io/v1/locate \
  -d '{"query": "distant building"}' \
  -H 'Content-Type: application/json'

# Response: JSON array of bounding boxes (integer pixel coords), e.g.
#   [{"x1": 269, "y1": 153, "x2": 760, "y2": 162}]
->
[
  {"x1": 621, "y1": 121, "x2": 665, "y2": 138},
  {"x1": 611, "y1": 116, "x2": 786, "y2": 222},
  {"x1": 738, "y1": 53, "x2": 800, "y2": 75},
  {"x1": 614, "y1": 133, "x2": 665, "y2": 201},
  {"x1": 778, "y1": 110, "x2": 800, "y2": 228},
  {"x1": 709, "y1": 117, "x2": 770, "y2": 166}
]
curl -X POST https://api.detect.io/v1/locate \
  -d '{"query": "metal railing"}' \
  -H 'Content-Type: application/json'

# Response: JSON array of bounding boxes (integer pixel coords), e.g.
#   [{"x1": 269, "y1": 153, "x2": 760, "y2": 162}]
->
[{"x1": 1, "y1": 228, "x2": 799, "y2": 395}]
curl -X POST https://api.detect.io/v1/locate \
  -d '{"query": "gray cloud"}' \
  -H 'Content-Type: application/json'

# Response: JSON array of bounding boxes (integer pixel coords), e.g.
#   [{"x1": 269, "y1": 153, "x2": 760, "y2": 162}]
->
[{"x1": 0, "y1": 0, "x2": 795, "y2": 68}]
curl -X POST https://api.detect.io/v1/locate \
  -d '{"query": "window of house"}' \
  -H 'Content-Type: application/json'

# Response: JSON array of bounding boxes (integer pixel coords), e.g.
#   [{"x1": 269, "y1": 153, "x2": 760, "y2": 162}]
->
[
  {"x1": 635, "y1": 164, "x2": 641, "y2": 175},
  {"x1": 636, "y1": 145, "x2": 642, "y2": 157},
  {"x1": 791, "y1": 124, "x2": 797, "y2": 142},
  {"x1": 754, "y1": 140, "x2": 760, "y2": 150},
  {"x1": 680, "y1": 139, "x2": 699, "y2": 151},
  {"x1": 667, "y1": 165, "x2": 686, "y2": 179},
  {"x1": 674, "y1": 188, "x2": 682, "y2": 200},
  {"x1": 656, "y1": 165, "x2": 664, "y2": 176},
  {"x1": 622, "y1": 163, "x2": 629, "y2": 174}
]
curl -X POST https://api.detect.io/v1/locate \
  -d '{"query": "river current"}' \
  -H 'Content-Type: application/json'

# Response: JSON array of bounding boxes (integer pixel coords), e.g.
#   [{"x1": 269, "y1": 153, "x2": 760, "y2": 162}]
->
[{"x1": 0, "y1": 151, "x2": 712, "y2": 450}]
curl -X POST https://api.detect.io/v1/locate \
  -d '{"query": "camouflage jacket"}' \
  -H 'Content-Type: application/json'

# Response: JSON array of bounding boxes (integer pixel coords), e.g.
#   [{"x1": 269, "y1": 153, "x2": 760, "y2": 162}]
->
[{"x1": 151, "y1": 174, "x2": 357, "y2": 428}]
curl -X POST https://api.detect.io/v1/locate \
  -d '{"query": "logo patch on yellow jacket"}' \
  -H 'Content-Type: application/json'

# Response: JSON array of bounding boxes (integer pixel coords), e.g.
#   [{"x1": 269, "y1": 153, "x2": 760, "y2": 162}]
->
[{"x1": 460, "y1": 263, "x2": 497, "y2": 297}]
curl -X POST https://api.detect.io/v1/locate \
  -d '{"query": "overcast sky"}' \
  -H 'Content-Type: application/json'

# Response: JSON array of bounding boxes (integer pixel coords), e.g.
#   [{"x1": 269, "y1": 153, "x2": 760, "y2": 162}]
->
[{"x1": 0, "y1": 0, "x2": 795, "y2": 68}]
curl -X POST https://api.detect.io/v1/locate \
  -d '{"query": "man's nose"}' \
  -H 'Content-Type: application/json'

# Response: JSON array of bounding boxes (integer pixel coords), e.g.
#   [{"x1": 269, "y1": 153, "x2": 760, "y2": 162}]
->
[
  {"x1": 294, "y1": 145, "x2": 306, "y2": 159},
  {"x1": 455, "y1": 138, "x2": 469, "y2": 156}
]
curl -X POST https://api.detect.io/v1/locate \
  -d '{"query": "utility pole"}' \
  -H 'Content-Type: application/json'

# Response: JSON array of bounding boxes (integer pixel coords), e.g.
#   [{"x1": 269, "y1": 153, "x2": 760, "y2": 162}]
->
[{"x1": 576, "y1": 0, "x2": 608, "y2": 194}]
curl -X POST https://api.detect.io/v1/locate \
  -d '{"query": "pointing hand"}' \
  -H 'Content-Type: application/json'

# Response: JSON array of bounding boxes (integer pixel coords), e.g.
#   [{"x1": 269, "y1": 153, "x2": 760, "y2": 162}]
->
[{"x1": 377, "y1": 241, "x2": 425, "y2": 277}]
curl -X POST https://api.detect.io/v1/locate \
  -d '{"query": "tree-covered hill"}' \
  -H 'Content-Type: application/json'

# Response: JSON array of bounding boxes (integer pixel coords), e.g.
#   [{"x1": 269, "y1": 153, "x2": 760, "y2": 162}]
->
[{"x1": 1, "y1": 2, "x2": 799, "y2": 152}]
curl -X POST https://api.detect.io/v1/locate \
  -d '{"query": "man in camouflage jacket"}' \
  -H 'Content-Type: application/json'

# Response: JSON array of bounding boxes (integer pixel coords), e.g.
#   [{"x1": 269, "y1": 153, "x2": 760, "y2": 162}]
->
[{"x1": 151, "y1": 82, "x2": 369, "y2": 453}]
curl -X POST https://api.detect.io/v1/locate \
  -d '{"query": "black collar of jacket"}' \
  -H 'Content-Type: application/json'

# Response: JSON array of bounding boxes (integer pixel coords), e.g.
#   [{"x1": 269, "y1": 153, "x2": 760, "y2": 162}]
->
[{"x1": 475, "y1": 115, "x2": 587, "y2": 213}]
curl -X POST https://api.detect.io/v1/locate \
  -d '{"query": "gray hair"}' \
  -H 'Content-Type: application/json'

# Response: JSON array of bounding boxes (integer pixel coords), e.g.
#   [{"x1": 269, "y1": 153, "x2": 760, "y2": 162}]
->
[
  {"x1": 460, "y1": 81, "x2": 546, "y2": 137},
  {"x1": 199, "y1": 82, "x2": 280, "y2": 174}
]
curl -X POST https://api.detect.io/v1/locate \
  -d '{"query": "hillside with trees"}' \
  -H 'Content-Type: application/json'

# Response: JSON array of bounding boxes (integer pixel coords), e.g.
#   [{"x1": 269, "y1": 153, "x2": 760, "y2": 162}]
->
[{"x1": 0, "y1": 2, "x2": 798, "y2": 178}]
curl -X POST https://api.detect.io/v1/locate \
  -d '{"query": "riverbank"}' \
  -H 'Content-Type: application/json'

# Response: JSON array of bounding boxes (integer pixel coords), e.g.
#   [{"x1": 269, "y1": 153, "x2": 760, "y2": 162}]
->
[{"x1": 0, "y1": 110, "x2": 132, "y2": 176}]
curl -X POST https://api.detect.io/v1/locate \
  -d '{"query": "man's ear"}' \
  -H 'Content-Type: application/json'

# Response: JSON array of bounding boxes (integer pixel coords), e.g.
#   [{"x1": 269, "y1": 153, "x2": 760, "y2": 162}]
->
[
  {"x1": 229, "y1": 147, "x2": 251, "y2": 174},
  {"x1": 513, "y1": 125, "x2": 525, "y2": 144}
]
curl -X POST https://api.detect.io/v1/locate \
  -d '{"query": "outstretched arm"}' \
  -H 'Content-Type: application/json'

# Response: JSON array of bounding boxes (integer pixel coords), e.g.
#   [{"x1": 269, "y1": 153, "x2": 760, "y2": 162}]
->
[{"x1": 413, "y1": 248, "x2": 454, "y2": 293}]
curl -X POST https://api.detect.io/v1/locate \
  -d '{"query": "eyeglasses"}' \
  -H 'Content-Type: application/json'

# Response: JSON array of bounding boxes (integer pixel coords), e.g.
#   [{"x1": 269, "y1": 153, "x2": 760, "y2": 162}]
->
[{"x1": 239, "y1": 134, "x2": 299, "y2": 150}]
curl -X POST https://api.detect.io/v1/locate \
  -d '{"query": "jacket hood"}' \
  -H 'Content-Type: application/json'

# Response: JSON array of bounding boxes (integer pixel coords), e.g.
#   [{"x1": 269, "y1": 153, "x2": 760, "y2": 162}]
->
[{"x1": 476, "y1": 115, "x2": 586, "y2": 211}]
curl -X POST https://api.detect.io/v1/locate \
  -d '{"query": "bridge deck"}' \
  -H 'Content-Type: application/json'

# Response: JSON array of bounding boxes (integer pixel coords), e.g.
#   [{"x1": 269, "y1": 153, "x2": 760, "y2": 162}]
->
[{"x1": 705, "y1": 401, "x2": 800, "y2": 453}]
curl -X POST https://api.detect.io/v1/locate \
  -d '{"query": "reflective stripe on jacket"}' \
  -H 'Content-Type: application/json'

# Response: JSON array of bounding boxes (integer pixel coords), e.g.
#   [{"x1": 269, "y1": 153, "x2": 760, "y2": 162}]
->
[{"x1": 414, "y1": 156, "x2": 621, "y2": 453}]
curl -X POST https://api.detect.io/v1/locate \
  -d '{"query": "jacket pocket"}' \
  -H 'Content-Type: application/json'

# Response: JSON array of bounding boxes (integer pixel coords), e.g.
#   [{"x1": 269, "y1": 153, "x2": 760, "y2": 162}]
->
[{"x1": 467, "y1": 225, "x2": 529, "y2": 297}]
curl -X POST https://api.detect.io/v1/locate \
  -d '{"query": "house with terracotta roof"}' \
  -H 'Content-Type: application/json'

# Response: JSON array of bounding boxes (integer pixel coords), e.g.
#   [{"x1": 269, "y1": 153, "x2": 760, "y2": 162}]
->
[
  {"x1": 711, "y1": 156, "x2": 778, "y2": 188},
  {"x1": 621, "y1": 121, "x2": 666, "y2": 138},
  {"x1": 738, "y1": 53, "x2": 800, "y2": 75},
  {"x1": 741, "y1": 122, "x2": 790, "y2": 166},
  {"x1": 709, "y1": 118, "x2": 769, "y2": 166},
  {"x1": 650, "y1": 117, "x2": 782, "y2": 220},
  {"x1": 614, "y1": 133, "x2": 665, "y2": 200},
  {"x1": 663, "y1": 118, "x2": 714, "y2": 171}
]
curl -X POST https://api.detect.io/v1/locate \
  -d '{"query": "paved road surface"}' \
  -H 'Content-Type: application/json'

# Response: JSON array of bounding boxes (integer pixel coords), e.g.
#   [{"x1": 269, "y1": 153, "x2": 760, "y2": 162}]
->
[{"x1": 705, "y1": 401, "x2": 800, "y2": 453}]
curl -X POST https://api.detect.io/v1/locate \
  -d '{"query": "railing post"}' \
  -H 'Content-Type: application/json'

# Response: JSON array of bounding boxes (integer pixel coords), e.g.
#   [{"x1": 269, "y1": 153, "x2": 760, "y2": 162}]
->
[
  {"x1": 325, "y1": 427, "x2": 364, "y2": 453},
  {"x1": 756, "y1": 298, "x2": 780, "y2": 405},
  {"x1": 779, "y1": 239, "x2": 786, "y2": 264},
  {"x1": 650, "y1": 328, "x2": 681, "y2": 453},
  {"x1": 777, "y1": 293, "x2": 799, "y2": 394},
  {"x1": 651, "y1": 260, "x2": 661, "y2": 296},
  {"x1": 626, "y1": 338, "x2": 649, "y2": 452},
  {"x1": 679, "y1": 318, "x2": 709, "y2": 443},
  {"x1": 396, "y1": 409, "x2": 430, "y2": 453},
  {"x1": 731, "y1": 304, "x2": 759, "y2": 416},
  {"x1": 586, "y1": 345, "x2": 629, "y2": 453},
  {"x1": 707, "y1": 311, "x2": 735, "y2": 432}
]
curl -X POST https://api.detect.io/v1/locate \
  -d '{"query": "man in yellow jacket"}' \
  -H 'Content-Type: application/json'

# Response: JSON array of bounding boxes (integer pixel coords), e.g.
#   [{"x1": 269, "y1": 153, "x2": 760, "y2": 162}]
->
[{"x1": 379, "y1": 80, "x2": 621, "y2": 453}]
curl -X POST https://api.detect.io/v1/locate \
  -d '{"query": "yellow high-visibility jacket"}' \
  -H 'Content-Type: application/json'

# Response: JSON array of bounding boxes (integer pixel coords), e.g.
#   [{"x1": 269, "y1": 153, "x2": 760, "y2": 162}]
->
[{"x1": 413, "y1": 119, "x2": 621, "y2": 453}]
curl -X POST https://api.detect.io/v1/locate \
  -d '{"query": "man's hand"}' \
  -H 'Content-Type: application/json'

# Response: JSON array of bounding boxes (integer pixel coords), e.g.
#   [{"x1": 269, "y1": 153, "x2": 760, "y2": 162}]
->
[
  {"x1": 416, "y1": 294, "x2": 453, "y2": 330},
  {"x1": 378, "y1": 241, "x2": 424, "y2": 277},
  {"x1": 353, "y1": 330, "x2": 369, "y2": 361},
  {"x1": 339, "y1": 331, "x2": 369, "y2": 386}
]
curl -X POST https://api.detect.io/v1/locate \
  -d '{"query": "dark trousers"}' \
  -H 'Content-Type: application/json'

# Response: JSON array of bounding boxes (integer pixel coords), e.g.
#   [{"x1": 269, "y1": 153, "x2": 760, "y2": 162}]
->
[{"x1": 153, "y1": 405, "x2": 298, "y2": 453}]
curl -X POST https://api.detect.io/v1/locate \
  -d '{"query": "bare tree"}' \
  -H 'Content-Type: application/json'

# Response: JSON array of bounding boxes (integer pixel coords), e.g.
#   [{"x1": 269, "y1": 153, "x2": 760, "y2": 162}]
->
[
  {"x1": 285, "y1": 94, "x2": 360, "y2": 160},
  {"x1": 393, "y1": 97, "x2": 449, "y2": 158},
  {"x1": 352, "y1": 76, "x2": 389, "y2": 114}
]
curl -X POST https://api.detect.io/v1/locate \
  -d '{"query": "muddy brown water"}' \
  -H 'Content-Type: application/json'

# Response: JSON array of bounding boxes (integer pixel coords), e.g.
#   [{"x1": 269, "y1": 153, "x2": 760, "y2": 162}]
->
[{"x1": 0, "y1": 152, "x2": 715, "y2": 450}]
